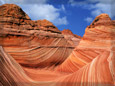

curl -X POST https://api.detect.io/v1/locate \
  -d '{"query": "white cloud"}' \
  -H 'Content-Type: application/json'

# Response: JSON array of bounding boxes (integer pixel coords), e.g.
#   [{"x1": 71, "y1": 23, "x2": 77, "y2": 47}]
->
[
  {"x1": 69, "y1": 0, "x2": 115, "y2": 22},
  {"x1": 90, "y1": 3, "x2": 112, "y2": 17},
  {"x1": 61, "y1": 4, "x2": 66, "y2": 12},
  {"x1": 22, "y1": 0, "x2": 47, "y2": 4},
  {"x1": 69, "y1": 0, "x2": 114, "y2": 5},
  {"x1": 0, "y1": 0, "x2": 5, "y2": 4},
  {"x1": 0, "y1": 0, "x2": 48, "y2": 4},
  {"x1": 22, "y1": 4, "x2": 59, "y2": 21},
  {"x1": 53, "y1": 16, "x2": 68, "y2": 25},
  {"x1": 88, "y1": 0, "x2": 114, "y2": 4},
  {"x1": 21, "y1": 4, "x2": 68, "y2": 25},
  {"x1": 69, "y1": 0, "x2": 115, "y2": 17},
  {"x1": 84, "y1": 17, "x2": 93, "y2": 23},
  {"x1": 68, "y1": 0, "x2": 76, "y2": 6}
]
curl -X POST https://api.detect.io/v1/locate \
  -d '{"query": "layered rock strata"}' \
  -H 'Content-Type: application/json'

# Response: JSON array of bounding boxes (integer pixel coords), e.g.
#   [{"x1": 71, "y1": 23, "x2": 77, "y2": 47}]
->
[
  {"x1": 62, "y1": 29, "x2": 81, "y2": 47},
  {"x1": 0, "y1": 4, "x2": 79, "y2": 68},
  {"x1": 0, "y1": 4, "x2": 115, "y2": 86}
]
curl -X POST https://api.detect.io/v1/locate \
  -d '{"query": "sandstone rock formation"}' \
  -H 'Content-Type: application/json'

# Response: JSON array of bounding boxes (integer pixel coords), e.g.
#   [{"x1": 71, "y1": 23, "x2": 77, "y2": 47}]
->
[
  {"x1": 56, "y1": 13, "x2": 115, "y2": 71},
  {"x1": 62, "y1": 29, "x2": 81, "y2": 47},
  {"x1": 0, "y1": 4, "x2": 115, "y2": 86},
  {"x1": 0, "y1": 4, "x2": 79, "y2": 68},
  {"x1": 55, "y1": 13, "x2": 115, "y2": 85}
]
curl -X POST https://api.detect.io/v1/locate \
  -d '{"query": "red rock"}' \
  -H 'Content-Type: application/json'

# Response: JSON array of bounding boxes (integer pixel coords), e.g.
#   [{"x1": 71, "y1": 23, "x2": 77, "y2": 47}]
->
[
  {"x1": 0, "y1": 4, "x2": 114, "y2": 86},
  {"x1": 61, "y1": 29, "x2": 81, "y2": 47},
  {"x1": 56, "y1": 13, "x2": 115, "y2": 71},
  {"x1": 0, "y1": 4, "x2": 79, "y2": 68},
  {"x1": 55, "y1": 13, "x2": 115, "y2": 85},
  {"x1": 0, "y1": 4, "x2": 30, "y2": 19}
]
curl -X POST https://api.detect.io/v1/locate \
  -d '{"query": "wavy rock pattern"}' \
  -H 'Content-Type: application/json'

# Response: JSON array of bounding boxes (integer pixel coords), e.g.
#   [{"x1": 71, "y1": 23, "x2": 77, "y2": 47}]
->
[
  {"x1": 56, "y1": 14, "x2": 115, "y2": 73},
  {"x1": 55, "y1": 14, "x2": 115, "y2": 86},
  {"x1": 0, "y1": 4, "x2": 115, "y2": 86},
  {"x1": 0, "y1": 4, "x2": 77, "y2": 68}
]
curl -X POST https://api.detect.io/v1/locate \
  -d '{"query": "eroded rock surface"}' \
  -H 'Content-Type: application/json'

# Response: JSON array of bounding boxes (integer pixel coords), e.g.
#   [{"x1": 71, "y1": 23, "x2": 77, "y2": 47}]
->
[
  {"x1": 0, "y1": 4, "x2": 79, "y2": 68},
  {"x1": 0, "y1": 4, "x2": 115, "y2": 86},
  {"x1": 62, "y1": 29, "x2": 81, "y2": 47},
  {"x1": 55, "y1": 14, "x2": 115, "y2": 86}
]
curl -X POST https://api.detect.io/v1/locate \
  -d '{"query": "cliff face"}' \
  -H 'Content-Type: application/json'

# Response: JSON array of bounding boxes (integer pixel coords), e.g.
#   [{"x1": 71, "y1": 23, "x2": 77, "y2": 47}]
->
[
  {"x1": 0, "y1": 4, "x2": 115, "y2": 86},
  {"x1": 0, "y1": 4, "x2": 80, "y2": 68}
]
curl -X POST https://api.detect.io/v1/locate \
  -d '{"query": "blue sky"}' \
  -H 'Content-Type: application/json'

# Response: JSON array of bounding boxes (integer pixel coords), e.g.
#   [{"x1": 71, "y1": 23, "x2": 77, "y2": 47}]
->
[{"x1": 0, "y1": 0, "x2": 115, "y2": 36}]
